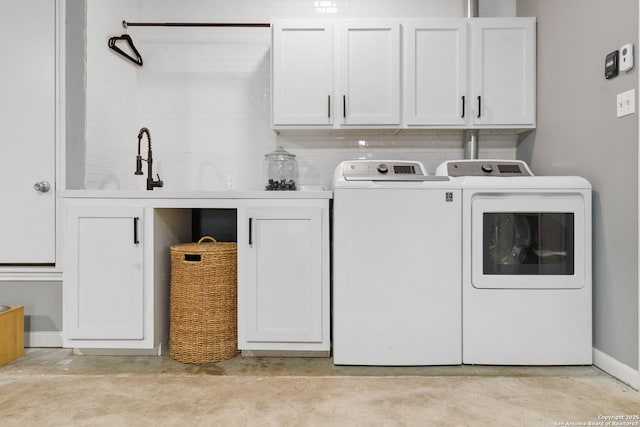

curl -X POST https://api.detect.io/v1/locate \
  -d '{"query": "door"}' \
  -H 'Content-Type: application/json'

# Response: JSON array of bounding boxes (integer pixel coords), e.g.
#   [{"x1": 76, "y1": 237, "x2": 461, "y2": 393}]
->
[
  {"x1": 471, "y1": 194, "x2": 586, "y2": 289},
  {"x1": 241, "y1": 207, "x2": 323, "y2": 344},
  {"x1": 0, "y1": 0, "x2": 56, "y2": 264},
  {"x1": 470, "y1": 18, "x2": 536, "y2": 126},
  {"x1": 272, "y1": 21, "x2": 333, "y2": 126},
  {"x1": 339, "y1": 20, "x2": 400, "y2": 125},
  {"x1": 405, "y1": 19, "x2": 467, "y2": 126},
  {"x1": 64, "y1": 206, "x2": 145, "y2": 340}
]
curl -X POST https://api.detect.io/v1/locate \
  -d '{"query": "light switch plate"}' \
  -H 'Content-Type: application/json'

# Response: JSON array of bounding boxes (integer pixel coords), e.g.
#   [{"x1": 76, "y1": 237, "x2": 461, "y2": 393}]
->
[{"x1": 617, "y1": 89, "x2": 635, "y2": 117}]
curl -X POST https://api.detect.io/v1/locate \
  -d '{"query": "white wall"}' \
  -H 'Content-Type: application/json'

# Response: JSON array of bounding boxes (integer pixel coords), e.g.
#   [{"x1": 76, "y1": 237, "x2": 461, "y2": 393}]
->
[{"x1": 84, "y1": 0, "x2": 518, "y2": 191}]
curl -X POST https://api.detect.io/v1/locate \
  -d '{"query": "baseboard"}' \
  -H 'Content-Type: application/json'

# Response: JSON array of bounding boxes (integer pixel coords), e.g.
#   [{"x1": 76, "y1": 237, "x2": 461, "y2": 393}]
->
[
  {"x1": 71, "y1": 342, "x2": 165, "y2": 356},
  {"x1": 25, "y1": 331, "x2": 63, "y2": 348},
  {"x1": 242, "y1": 350, "x2": 331, "y2": 358},
  {"x1": 593, "y1": 348, "x2": 639, "y2": 390},
  {"x1": 72, "y1": 347, "x2": 163, "y2": 356}
]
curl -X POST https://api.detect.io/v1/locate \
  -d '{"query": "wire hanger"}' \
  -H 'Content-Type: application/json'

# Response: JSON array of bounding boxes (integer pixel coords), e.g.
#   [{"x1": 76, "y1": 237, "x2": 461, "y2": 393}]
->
[{"x1": 108, "y1": 34, "x2": 143, "y2": 66}]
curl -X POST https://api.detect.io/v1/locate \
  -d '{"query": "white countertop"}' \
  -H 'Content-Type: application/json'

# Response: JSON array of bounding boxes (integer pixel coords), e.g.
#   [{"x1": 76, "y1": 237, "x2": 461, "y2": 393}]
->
[{"x1": 61, "y1": 189, "x2": 333, "y2": 199}]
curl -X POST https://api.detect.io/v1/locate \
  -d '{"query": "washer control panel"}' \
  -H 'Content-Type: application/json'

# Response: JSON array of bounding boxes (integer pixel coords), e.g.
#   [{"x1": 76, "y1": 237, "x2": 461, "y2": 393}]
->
[
  {"x1": 442, "y1": 160, "x2": 533, "y2": 177},
  {"x1": 341, "y1": 160, "x2": 431, "y2": 181}
]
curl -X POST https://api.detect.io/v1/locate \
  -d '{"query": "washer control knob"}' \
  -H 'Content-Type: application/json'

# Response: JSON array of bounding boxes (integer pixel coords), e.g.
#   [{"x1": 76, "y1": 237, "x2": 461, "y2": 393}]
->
[
  {"x1": 481, "y1": 164, "x2": 494, "y2": 174},
  {"x1": 377, "y1": 164, "x2": 389, "y2": 174}
]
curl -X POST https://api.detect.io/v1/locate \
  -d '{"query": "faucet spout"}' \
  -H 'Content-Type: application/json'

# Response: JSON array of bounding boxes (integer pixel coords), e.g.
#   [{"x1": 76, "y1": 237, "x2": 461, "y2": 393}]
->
[{"x1": 135, "y1": 127, "x2": 163, "y2": 190}]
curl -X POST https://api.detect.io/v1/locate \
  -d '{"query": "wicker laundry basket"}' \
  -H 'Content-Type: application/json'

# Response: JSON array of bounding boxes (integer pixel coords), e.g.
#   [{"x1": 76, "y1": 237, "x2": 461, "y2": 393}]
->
[{"x1": 169, "y1": 236, "x2": 238, "y2": 364}]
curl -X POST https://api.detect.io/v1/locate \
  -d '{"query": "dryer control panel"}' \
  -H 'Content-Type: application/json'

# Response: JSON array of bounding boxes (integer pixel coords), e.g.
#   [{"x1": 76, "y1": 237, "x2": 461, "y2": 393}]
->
[{"x1": 439, "y1": 160, "x2": 534, "y2": 177}]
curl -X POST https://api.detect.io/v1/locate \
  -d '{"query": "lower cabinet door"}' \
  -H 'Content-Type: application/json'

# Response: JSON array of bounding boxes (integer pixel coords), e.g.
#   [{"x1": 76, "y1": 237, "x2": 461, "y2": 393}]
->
[
  {"x1": 240, "y1": 207, "x2": 323, "y2": 345},
  {"x1": 64, "y1": 206, "x2": 145, "y2": 340}
]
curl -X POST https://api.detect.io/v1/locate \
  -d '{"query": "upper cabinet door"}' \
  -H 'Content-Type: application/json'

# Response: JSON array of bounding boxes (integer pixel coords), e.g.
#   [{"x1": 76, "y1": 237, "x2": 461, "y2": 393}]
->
[
  {"x1": 0, "y1": 0, "x2": 56, "y2": 264},
  {"x1": 272, "y1": 21, "x2": 333, "y2": 126},
  {"x1": 470, "y1": 18, "x2": 536, "y2": 126},
  {"x1": 339, "y1": 20, "x2": 401, "y2": 125},
  {"x1": 405, "y1": 19, "x2": 467, "y2": 126}
]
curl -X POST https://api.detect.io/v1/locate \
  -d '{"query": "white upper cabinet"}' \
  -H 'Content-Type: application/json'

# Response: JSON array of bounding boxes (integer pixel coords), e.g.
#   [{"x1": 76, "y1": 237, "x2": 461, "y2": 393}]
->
[
  {"x1": 470, "y1": 18, "x2": 536, "y2": 127},
  {"x1": 405, "y1": 19, "x2": 468, "y2": 126},
  {"x1": 272, "y1": 21, "x2": 334, "y2": 126},
  {"x1": 338, "y1": 20, "x2": 401, "y2": 126},
  {"x1": 405, "y1": 17, "x2": 536, "y2": 128},
  {"x1": 272, "y1": 17, "x2": 535, "y2": 130},
  {"x1": 271, "y1": 19, "x2": 401, "y2": 128}
]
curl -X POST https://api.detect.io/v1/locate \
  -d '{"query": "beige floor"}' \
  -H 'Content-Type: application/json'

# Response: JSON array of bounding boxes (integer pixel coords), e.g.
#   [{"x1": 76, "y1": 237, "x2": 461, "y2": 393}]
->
[{"x1": 1, "y1": 349, "x2": 638, "y2": 426}]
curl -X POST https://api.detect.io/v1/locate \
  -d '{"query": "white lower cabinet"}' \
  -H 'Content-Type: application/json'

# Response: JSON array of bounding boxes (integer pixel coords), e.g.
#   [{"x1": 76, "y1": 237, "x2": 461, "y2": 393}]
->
[
  {"x1": 63, "y1": 201, "x2": 165, "y2": 353},
  {"x1": 238, "y1": 202, "x2": 330, "y2": 353},
  {"x1": 62, "y1": 196, "x2": 330, "y2": 356}
]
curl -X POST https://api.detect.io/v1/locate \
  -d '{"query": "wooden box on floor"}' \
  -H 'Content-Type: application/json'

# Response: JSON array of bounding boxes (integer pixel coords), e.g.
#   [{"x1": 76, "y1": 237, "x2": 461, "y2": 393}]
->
[{"x1": 0, "y1": 305, "x2": 24, "y2": 366}]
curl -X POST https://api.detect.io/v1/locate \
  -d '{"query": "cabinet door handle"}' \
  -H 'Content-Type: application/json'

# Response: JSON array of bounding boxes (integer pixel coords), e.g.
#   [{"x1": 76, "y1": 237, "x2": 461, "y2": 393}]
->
[
  {"x1": 477, "y1": 95, "x2": 482, "y2": 118},
  {"x1": 133, "y1": 217, "x2": 140, "y2": 244},
  {"x1": 461, "y1": 96, "x2": 465, "y2": 118},
  {"x1": 342, "y1": 95, "x2": 346, "y2": 118},
  {"x1": 328, "y1": 95, "x2": 331, "y2": 118},
  {"x1": 248, "y1": 217, "x2": 253, "y2": 245}
]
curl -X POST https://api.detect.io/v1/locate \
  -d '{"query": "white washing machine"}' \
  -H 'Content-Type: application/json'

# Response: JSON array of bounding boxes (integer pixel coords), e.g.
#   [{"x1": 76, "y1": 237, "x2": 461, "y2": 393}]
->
[
  {"x1": 436, "y1": 160, "x2": 592, "y2": 365},
  {"x1": 332, "y1": 160, "x2": 462, "y2": 366}
]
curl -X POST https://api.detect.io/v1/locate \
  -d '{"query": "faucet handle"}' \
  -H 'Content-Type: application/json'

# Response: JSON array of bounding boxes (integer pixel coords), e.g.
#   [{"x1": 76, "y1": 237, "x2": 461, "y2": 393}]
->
[{"x1": 135, "y1": 155, "x2": 144, "y2": 175}]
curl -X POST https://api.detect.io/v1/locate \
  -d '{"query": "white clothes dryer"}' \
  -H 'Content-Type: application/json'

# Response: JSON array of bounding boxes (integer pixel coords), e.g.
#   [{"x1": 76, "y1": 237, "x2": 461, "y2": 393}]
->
[
  {"x1": 436, "y1": 160, "x2": 592, "y2": 365},
  {"x1": 333, "y1": 160, "x2": 462, "y2": 365}
]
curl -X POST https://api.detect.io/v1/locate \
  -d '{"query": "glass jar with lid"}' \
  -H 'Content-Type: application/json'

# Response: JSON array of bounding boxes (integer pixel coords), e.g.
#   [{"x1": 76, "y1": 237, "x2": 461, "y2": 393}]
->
[{"x1": 263, "y1": 146, "x2": 299, "y2": 191}]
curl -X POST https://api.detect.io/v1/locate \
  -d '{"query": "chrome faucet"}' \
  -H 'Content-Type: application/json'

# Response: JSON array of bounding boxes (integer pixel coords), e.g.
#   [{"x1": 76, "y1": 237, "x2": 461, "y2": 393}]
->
[{"x1": 135, "y1": 127, "x2": 163, "y2": 190}]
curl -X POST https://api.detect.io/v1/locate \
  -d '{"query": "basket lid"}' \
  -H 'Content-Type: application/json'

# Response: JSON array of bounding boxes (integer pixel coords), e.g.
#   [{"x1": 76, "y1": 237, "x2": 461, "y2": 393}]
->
[{"x1": 171, "y1": 236, "x2": 237, "y2": 253}]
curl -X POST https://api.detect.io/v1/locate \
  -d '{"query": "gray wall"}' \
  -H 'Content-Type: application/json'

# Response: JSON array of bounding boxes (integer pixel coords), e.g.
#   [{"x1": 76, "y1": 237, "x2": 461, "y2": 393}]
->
[
  {"x1": 65, "y1": 0, "x2": 86, "y2": 189},
  {"x1": 1, "y1": 282, "x2": 62, "y2": 337},
  {"x1": 517, "y1": 0, "x2": 639, "y2": 369}
]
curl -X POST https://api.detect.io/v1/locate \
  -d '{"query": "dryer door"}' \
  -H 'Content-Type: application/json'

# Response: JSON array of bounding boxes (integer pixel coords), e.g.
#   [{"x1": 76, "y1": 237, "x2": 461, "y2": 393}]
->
[{"x1": 471, "y1": 194, "x2": 587, "y2": 289}]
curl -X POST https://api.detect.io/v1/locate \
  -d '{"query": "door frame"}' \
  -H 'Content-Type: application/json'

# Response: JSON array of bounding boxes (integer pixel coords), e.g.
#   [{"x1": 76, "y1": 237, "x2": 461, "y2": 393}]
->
[
  {"x1": 0, "y1": 0, "x2": 65, "y2": 282},
  {"x1": 55, "y1": 0, "x2": 66, "y2": 272}
]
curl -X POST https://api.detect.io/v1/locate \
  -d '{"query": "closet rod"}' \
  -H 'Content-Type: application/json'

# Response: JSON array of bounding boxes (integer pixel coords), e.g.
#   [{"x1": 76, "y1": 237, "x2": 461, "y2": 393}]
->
[{"x1": 122, "y1": 20, "x2": 270, "y2": 28}]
